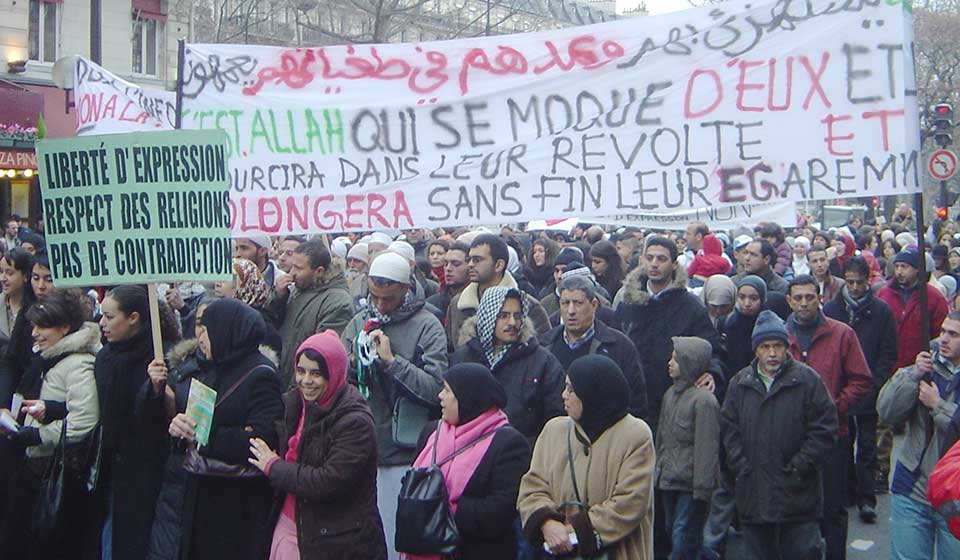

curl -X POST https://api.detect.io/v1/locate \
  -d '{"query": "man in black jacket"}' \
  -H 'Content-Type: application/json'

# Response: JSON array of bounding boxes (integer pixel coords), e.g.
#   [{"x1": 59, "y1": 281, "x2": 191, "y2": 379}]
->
[
  {"x1": 721, "y1": 310, "x2": 838, "y2": 559},
  {"x1": 541, "y1": 275, "x2": 647, "y2": 419},
  {"x1": 617, "y1": 236, "x2": 720, "y2": 432},
  {"x1": 450, "y1": 286, "x2": 565, "y2": 441},
  {"x1": 823, "y1": 256, "x2": 898, "y2": 523}
]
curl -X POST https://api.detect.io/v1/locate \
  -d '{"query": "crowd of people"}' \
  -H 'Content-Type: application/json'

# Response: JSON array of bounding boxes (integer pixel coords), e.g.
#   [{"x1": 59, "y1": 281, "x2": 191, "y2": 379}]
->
[{"x1": 1, "y1": 204, "x2": 960, "y2": 559}]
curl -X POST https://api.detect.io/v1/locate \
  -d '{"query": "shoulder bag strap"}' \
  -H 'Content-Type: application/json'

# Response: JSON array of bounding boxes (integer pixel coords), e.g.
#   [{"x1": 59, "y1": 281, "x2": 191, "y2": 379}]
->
[
  {"x1": 567, "y1": 420, "x2": 582, "y2": 504},
  {"x1": 215, "y1": 364, "x2": 272, "y2": 409},
  {"x1": 435, "y1": 426, "x2": 504, "y2": 467}
]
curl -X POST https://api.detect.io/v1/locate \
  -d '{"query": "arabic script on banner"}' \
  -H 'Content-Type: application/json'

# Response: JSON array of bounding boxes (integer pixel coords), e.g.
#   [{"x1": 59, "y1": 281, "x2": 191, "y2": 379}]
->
[{"x1": 175, "y1": 0, "x2": 919, "y2": 233}]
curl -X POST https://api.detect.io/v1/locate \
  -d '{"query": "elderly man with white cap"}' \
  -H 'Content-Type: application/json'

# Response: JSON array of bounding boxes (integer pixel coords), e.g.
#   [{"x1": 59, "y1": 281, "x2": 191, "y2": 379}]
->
[
  {"x1": 341, "y1": 251, "x2": 448, "y2": 560},
  {"x1": 233, "y1": 232, "x2": 286, "y2": 289}
]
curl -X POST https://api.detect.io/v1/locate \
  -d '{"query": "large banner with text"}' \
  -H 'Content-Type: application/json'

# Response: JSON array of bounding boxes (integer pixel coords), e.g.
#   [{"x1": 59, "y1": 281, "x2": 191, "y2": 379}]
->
[
  {"x1": 73, "y1": 57, "x2": 177, "y2": 136},
  {"x1": 178, "y1": 0, "x2": 917, "y2": 233},
  {"x1": 36, "y1": 130, "x2": 233, "y2": 286}
]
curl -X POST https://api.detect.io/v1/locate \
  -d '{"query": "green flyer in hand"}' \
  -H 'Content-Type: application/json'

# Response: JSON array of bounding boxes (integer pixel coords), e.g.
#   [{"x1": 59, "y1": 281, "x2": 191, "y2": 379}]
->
[{"x1": 186, "y1": 378, "x2": 217, "y2": 447}]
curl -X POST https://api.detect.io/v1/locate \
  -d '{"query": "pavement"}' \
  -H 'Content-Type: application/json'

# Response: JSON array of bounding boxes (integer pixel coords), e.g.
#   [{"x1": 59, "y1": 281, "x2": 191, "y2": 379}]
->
[{"x1": 847, "y1": 434, "x2": 901, "y2": 560}]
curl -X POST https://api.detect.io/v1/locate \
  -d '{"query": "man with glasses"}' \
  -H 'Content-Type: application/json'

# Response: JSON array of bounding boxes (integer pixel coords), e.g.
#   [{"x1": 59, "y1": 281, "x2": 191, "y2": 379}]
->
[
  {"x1": 450, "y1": 286, "x2": 564, "y2": 442},
  {"x1": 785, "y1": 275, "x2": 873, "y2": 560},
  {"x1": 823, "y1": 256, "x2": 898, "y2": 523},
  {"x1": 446, "y1": 234, "x2": 550, "y2": 351}
]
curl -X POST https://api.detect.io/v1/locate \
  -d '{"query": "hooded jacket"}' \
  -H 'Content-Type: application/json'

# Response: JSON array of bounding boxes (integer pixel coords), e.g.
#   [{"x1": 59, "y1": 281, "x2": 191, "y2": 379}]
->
[
  {"x1": 655, "y1": 337, "x2": 720, "y2": 501},
  {"x1": 275, "y1": 261, "x2": 355, "y2": 387},
  {"x1": 266, "y1": 382, "x2": 386, "y2": 559},
  {"x1": 785, "y1": 313, "x2": 873, "y2": 439},
  {"x1": 341, "y1": 295, "x2": 448, "y2": 466},
  {"x1": 687, "y1": 235, "x2": 732, "y2": 279},
  {"x1": 773, "y1": 241, "x2": 793, "y2": 275},
  {"x1": 446, "y1": 271, "x2": 551, "y2": 352},
  {"x1": 24, "y1": 321, "x2": 101, "y2": 457},
  {"x1": 823, "y1": 288, "x2": 899, "y2": 414},
  {"x1": 721, "y1": 355, "x2": 838, "y2": 524},
  {"x1": 451, "y1": 316, "x2": 565, "y2": 441},
  {"x1": 877, "y1": 279, "x2": 949, "y2": 370},
  {"x1": 617, "y1": 263, "x2": 720, "y2": 424}
]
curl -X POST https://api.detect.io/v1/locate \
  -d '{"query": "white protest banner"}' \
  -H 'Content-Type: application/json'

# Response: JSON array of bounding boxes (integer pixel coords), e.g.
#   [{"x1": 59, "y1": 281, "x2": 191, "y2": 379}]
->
[
  {"x1": 597, "y1": 201, "x2": 797, "y2": 231},
  {"x1": 74, "y1": 56, "x2": 177, "y2": 136},
  {"x1": 181, "y1": 0, "x2": 919, "y2": 234}
]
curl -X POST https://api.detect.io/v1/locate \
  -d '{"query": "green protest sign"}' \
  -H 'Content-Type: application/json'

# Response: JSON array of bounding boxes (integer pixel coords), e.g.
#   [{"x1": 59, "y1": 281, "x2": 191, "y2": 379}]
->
[{"x1": 36, "y1": 130, "x2": 233, "y2": 287}]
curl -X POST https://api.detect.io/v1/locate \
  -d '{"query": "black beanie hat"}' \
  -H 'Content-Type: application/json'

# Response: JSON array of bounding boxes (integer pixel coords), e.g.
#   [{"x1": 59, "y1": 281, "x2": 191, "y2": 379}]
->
[{"x1": 443, "y1": 363, "x2": 508, "y2": 425}]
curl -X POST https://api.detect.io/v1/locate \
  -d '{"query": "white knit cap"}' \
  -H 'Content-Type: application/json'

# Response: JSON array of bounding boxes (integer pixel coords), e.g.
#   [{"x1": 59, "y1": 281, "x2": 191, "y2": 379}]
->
[
  {"x1": 331, "y1": 238, "x2": 349, "y2": 258},
  {"x1": 794, "y1": 236, "x2": 810, "y2": 248},
  {"x1": 388, "y1": 240, "x2": 416, "y2": 263},
  {"x1": 734, "y1": 234, "x2": 754, "y2": 251},
  {"x1": 235, "y1": 233, "x2": 271, "y2": 249},
  {"x1": 347, "y1": 243, "x2": 369, "y2": 263},
  {"x1": 369, "y1": 252, "x2": 410, "y2": 284},
  {"x1": 369, "y1": 232, "x2": 393, "y2": 247}
]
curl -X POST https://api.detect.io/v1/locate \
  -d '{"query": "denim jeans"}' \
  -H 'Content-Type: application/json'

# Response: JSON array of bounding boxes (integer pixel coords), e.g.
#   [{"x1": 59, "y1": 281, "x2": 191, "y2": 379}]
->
[
  {"x1": 377, "y1": 465, "x2": 407, "y2": 560},
  {"x1": 891, "y1": 493, "x2": 960, "y2": 560},
  {"x1": 701, "y1": 469, "x2": 737, "y2": 559},
  {"x1": 661, "y1": 490, "x2": 708, "y2": 560},
  {"x1": 741, "y1": 521, "x2": 823, "y2": 560}
]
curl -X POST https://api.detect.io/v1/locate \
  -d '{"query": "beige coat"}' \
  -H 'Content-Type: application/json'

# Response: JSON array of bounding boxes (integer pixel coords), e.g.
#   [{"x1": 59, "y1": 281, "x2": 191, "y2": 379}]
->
[
  {"x1": 24, "y1": 321, "x2": 101, "y2": 458},
  {"x1": 517, "y1": 415, "x2": 655, "y2": 560}
]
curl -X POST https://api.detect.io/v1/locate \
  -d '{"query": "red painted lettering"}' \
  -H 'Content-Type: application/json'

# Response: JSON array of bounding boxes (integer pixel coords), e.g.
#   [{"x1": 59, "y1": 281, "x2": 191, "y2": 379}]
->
[
  {"x1": 862, "y1": 109, "x2": 904, "y2": 152},
  {"x1": 684, "y1": 69, "x2": 723, "y2": 119},
  {"x1": 800, "y1": 52, "x2": 832, "y2": 110},
  {"x1": 735, "y1": 59, "x2": 765, "y2": 112},
  {"x1": 821, "y1": 113, "x2": 854, "y2": 156}
]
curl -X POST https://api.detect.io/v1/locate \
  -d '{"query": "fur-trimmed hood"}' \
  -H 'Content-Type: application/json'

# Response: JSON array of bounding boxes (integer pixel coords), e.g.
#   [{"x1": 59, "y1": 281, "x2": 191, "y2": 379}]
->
[
  {"x1": 166, "y1": 337, "x2": 278, "y2": 370},
  {"x1": 457, "y1": 315, "x2": 536, "y2": 347},
  {"x1": 40, "y1": 321, "x2": 101, "y2": 360},
  {"x1": 622, "y1": 261, "x2": 690, "y2": 306}
]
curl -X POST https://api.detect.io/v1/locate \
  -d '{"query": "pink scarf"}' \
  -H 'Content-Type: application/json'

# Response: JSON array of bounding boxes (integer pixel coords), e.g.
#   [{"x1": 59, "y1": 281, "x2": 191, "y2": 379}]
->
[
  {"x1": 280, "y1": 396, "x2": 308, "y2": 520},
  {"x1": 405, "y1": 408, "x2": 509, "y2": 560}
]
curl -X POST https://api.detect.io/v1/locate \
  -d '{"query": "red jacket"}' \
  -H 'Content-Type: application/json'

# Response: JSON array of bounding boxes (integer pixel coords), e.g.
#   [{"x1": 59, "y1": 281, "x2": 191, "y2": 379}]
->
[
  {"x1": 787, "y1": 315, "x2": 873, "y2": 439},
  {"x1": 929, "y1": 438, "x2": 960, "y2": 539},
  {"x1": 877, "y1": 281, "x2": 949, "y2": 370}
]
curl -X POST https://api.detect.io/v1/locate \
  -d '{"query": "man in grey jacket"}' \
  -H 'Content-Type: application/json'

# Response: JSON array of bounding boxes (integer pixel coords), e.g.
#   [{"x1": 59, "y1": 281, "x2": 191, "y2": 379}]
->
[
  {"x1": 341, "y1": 252, "x2": 448, "y2": 560},
  {"x1": 273, "y1": 239, "x2": 354, "y2": 386},
  {"x1": 877, "y1": 310, "x2": 960, "y2": 559}
]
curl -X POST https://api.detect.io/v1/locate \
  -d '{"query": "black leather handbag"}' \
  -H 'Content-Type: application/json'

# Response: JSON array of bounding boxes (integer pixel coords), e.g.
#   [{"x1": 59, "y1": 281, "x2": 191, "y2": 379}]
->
[
  {"x1": 394, "y1": 423, "x2": 502, "y2": 555},
  {"x1": 33, "y1": 420, "x2": 68, "y2": 541}
]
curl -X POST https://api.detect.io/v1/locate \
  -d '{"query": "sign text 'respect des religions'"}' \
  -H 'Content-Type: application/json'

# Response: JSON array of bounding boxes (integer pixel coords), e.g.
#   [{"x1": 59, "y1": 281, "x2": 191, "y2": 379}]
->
[
  {"x1": 36, "y1": 130, "x2": 233, "y2": 287},
  {"x1": 181, "y1": 0, "x2": 920, "y2": 233}
]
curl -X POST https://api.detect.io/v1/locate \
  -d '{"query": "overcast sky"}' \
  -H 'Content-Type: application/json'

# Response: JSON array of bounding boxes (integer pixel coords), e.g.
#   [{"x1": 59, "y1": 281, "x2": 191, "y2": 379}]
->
[{"x1": 622, "y1": 0, "x2": 695, "y2": 15}]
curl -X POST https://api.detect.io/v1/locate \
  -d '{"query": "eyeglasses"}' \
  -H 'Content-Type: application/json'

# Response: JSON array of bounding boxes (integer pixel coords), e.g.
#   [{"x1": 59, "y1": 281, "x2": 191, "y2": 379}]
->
[{"x1": 496, "y1": 311, "x2": 523, "y2": 321}]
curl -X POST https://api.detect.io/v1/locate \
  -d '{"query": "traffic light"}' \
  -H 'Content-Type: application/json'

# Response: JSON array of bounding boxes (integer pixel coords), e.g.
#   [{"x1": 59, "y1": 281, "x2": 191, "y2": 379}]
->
[
  {"x1": 938, "y1": 206, "x2": 950, "y2": 220},
  {"x1": 932, "y1": 103, "x2": 954, "y2": 147}
]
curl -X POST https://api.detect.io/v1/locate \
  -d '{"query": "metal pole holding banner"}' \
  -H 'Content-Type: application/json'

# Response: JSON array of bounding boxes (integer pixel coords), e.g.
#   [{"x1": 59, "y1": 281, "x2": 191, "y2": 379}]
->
[{"x1": 914, "y1": 192, "x2": 931, "y2": 351}]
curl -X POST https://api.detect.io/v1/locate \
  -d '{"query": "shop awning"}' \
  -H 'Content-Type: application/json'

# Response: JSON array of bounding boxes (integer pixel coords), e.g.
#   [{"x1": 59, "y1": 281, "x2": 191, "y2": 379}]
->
[
  {"x1": 0, "y1": 149, "x2": 37, "y2": 170},
  {"x1": 133, "y1": 0, "x2": 166, "y2": 20}
]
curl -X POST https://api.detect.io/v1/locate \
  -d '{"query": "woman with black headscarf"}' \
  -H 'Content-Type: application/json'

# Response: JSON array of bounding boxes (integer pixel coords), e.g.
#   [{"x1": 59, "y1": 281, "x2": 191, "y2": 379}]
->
[
  {"x1": 167, "y1": 299, "x2": 283, "y2": 560},
  {"x1": 716, "y1": 275, "x2": 768, "y2": 376},
  {"x1": 518, "y1": 355, "x2": 655, "y2": 560},
  {"x1": 405, "y1": 363, "x2": 530, "y2": 560}
]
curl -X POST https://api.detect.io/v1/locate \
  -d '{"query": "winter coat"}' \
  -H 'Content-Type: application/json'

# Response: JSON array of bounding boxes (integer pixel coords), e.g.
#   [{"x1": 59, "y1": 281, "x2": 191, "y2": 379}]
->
[
  {"x1": 518, "y1": 415, "x2": 655, "y2": 560},
  {"x1": 721, "y1": 356, "x2": 838, "y2": 524},
  {"x1": 878, "y1": 348, "x2": 960, "y2": 503},
  {"x1": 94, "y1": 326, "x2": 174, "y2": 560},
  {"x1": 717, "y1": 310, "x2": 760, "y2": 377},
  {"x1": 23, "y1": 322, "x2": 101, "y2": 457},
  {"x1": 146, "y1": 341, "x2": 279, "y2": 560},
  {"x1": 823, "y1": 290, "x2": 899, "y2": 414},
  {"x1": 179, "y1": 302, "x2": 285, "y2": 560},
  {"x1": 446, "y1": 271, "x2": 551, "y2": 353},
  {"x1": 688, "y1": 235, "x2": 731, "y2": 279},
  {"x1": 541, "y1": 320, "x2": 648, "y2": 420},
  {"x1": 451, "y1": 318, "x2": 565, "y2": 442},
  {"x1": 655, "y1": 371, "x2": 720, "y2": 501},
  {"x1": 786, "y1": 315, "x2": 873, "y2": 439},
  {"x1": 274, "y1": 263, "x2": 355, "y2": 386},
  {"x1": 617, "y1": 264, "x2": 719, "y2": 423},
  {"x1": 413, "y1": 422, "x2": 531, "y2": 560},
  {"x1": 774, "y1": 242, "x2": 793, "y2": 275},
  {"x1": 266, "y1": 386, "x2": 386, "y2": 560},
  {"x1": 341, "y1": 298, "x2": 448, "y2": 466},
  {"x1": 877, "y1": 280, "x2": 949, "y2": 370}
]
